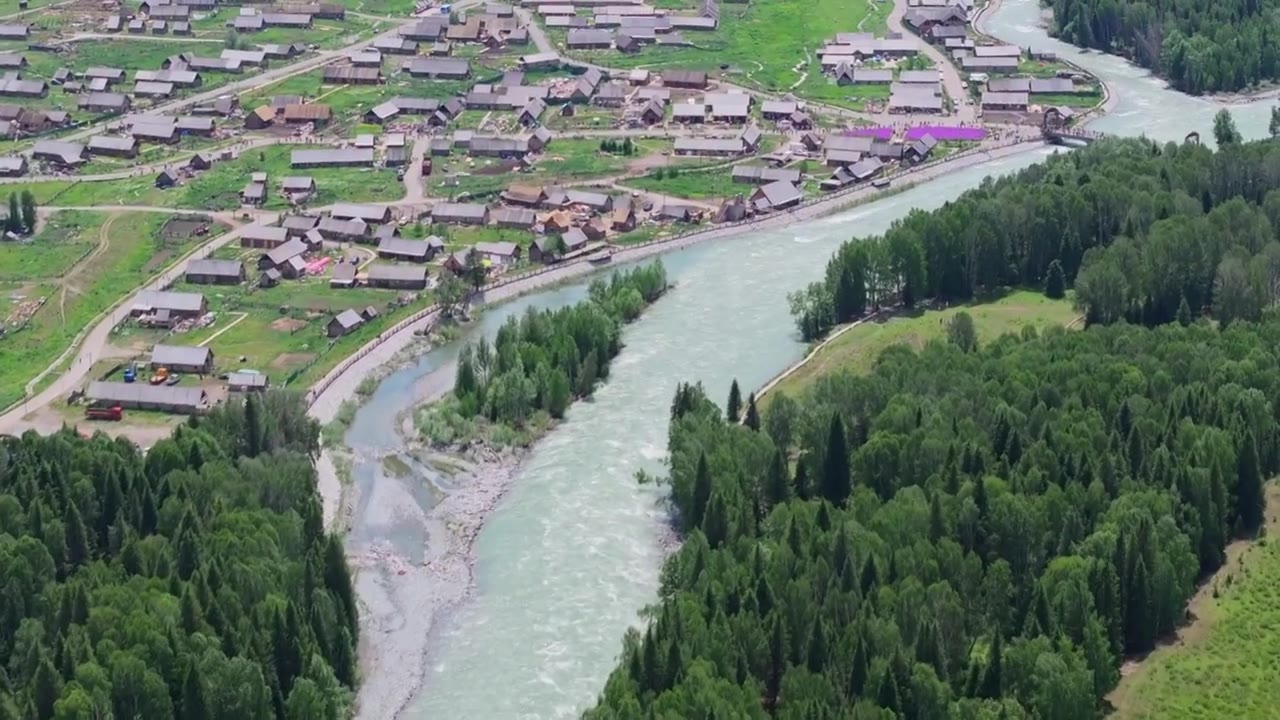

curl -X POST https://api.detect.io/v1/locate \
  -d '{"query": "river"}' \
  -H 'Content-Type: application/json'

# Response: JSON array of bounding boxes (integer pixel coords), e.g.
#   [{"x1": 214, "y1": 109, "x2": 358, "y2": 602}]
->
[{"x1": 344, "y1": 0, "x2": 1277, "y2": 717}]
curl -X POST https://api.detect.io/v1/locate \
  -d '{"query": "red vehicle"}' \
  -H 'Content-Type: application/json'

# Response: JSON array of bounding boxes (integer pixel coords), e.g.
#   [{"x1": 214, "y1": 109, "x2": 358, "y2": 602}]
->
[{"x1": 85, "y1": 405, "x2": 123, "y2": 421}]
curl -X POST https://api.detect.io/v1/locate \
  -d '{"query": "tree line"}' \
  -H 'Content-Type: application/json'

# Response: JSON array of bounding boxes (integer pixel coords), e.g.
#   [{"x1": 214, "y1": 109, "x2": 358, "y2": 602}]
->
[
  {"x1": 0, "y1": 392, "x2": 358, "y2": 720},
  {"x1": 586, "y1": 314, "x2": 1278, "y2": 718},
  {"x1": 4, "y1": 191, "x2": 36, "y2": 237},
  {"x1": 789, "y1": 135, "x2": 1280, "y2": 340},
  {"x1": 447, "y1": 262, "x2": 668, "y2": 433},
  {"x1": 1047, "y1": 0, "x2": 1280, "y2": 93}
]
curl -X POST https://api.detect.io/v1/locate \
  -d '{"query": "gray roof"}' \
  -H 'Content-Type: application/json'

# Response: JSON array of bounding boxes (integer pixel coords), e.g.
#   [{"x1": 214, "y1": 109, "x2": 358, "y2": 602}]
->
[
  {"x1": 366, "y1": 264, "x2": 428, "y2": 282},
  {"x1": 475, "y1": 241, "x2": 519, "y2": 257},
  {"x1": 1030, "y1": 77, "x2": 1076, "y2": 93},
  {"x1": 282, "y1": 214, "x2": 320, "y2": 231},
  {"x1": 134, "y1": 289, "x2": 205, "y2": 313},
  {"x1": 377, "y1": 236, "x2": 433, "y2": 258},
  {"x1": 227, "y1": 371, "x2": 268, "y2": 388},
  {"x1": 331, "y1": 202, "x2": 389, "y2": 222},
  {"x1": 242, "y1": 224, "x2": 289, "y2": 243},
  {"x1": 408, "y1": 57, "x2": 470, "y2": 76},
  {"x1": 567, "y1": 28, "x2": 614, "y2": 46},
  {"x1": 134, "y1": 80, "x2": 175, "y2": 96},
  {"x1": 491, "y1": 207, "x2": 536, "y2": 226},
  {"x1": 87, "y1": 381, "x2": 206, "y2": 409},
  {"x1": 88, "y1": 135, "x2": 137, "y2": 152},
  {"x1": 332, "y1": 308, "x2": 364, "y2": 329},
  {"x1": 674, "y1": 137, "x2": 744, "y2": 154},
  {"x1": 264, "y1": 237, "x2": 308, "y2": 266},
  {"x1": 753, "y1": 180, "x2": 802, "y2": 208},
  {"x1": 732, "y1": 165, "x2": 802, "y2": 184},
  {"x1": 972, "y1": 44, "x2": 1021, "y2": 57},
  {"x1": 897, "y1": 70, "x2": 940, "y2": 83},
  {"x1": 150, "y1": 343, "x2": 212, "y2": 367},
  {"x1": 186, "y1": 258, "x2": 244, "y2": 278},
  {"x1": 432, "y1": 202, "x2": 488, "y2": 219},
  {"x1": 986, "y1": 77, "x2": 1031, "y2": 93},
  {"x1": 982, "y1": 90, "x2": 1028, "y2": 107},
  {"x1": 291, "y1": 147, "x2": 375, "y2": 166},
  {"x1": 281, "y1": 176, "x2": 315, "y2": 192}
]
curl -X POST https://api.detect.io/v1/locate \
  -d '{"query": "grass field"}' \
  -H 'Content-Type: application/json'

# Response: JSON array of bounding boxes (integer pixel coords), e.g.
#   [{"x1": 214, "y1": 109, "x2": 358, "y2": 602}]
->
[
  {"x1": 628, "y1": 165, "x2": 753, "y2": 200},
  {"x1": 156, "y1": 276, "x2": 433, "y2": 387},
  {"x1": 429, "y1": 138, "x2": 665, "y2": 199},
  {"x1": 765, "y1": 290, "x2": 1079, "y2": 403},
  {"x1": 0, "y1": 211, "x2": 99, "y2": 281},
  {"x1": 1032, "y1": 91, "x2": 1105, "y2": 108},
  {"x1": 0, "y1": 212, "x2": 201, "y2": 410},
  {"x1": 178, "y1": 144, "x2": 402, "y2": 210},
  {"x1": 1107, "y1": 483, "x2": 1280, "y2": 720},
  {"x1": 240, "y1": 70, "x2": 475, "y2": 126},
  {"x1": 557, "y1": 0, "x2": 892, "y2": 94}
]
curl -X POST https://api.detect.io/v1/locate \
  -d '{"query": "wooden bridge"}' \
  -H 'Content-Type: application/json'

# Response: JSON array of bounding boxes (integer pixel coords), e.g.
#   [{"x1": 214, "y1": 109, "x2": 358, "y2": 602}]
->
[{"x1": 1042, "y1": 128, "x2": 1106, "y2": 146}]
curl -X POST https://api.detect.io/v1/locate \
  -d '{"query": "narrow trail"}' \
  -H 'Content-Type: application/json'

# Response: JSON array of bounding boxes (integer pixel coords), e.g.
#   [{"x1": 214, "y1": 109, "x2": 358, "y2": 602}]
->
[
  {"x1": 197, "y1": 311, "x2": 248, "y2": 347},
  {"x1": 58, "y1": 212, "x2": 119, "y2": 325}
]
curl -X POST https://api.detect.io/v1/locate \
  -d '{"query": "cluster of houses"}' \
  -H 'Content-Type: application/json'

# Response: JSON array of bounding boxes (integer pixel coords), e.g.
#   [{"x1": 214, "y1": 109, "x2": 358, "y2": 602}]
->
[
  {"x1": 536, "y1": 0, "x2": 721, "y2": 55},
  {"x1": 233, "y1": 205, "x2": 443, "y2": 293},
  {"x1": 0, "y1": 101, "x2": 69, "y2": 143},
  {"x1": 21, "y1": 112, "x2": 217, "y2": 171},
  {"x1": 395, "y1": 8, "x2": 531, "y2": 55},
  {"x1": 791, "y1": 131, "x2": 938, "y2": 190},
  {"x1": 979, "y1": 73, "x2": 1087, "y2": 115}
]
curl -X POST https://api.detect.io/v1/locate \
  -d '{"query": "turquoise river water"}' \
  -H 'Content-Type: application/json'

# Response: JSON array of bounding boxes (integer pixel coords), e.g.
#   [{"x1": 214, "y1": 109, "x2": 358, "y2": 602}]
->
[{"x1": 341, "y1": 0, "x2": 1278, "y2": 715}]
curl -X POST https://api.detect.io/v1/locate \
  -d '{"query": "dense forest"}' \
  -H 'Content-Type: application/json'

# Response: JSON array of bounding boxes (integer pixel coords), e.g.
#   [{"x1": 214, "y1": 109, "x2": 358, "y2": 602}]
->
[
  {"x1": 1047, "y1": 0, "x2": 1280, "y2": 93},
  {"x1": 0, "y1": 392, "x2": 359, "y2": 720},
  {"x1": 423, "y1": 262, "x2": 667, "y2": 443},
  {"x1": 586, "y1": 317, "x2": 1278, "y2": 718},
  {"x1": 789, "y1": 135, "x2": 1280, "y2": 340}
]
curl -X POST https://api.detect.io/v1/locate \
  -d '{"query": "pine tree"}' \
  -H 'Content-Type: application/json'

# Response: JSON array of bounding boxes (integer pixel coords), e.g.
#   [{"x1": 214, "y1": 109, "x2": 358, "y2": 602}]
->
[
  {"x1": 765, "y1": 617, "x2": 786, "y2": 709},
  {"x1": 847, "y1": 635, "x2": 869, "y2": 698},
  {"x1": 31, "y1": 656, "x2": 61, "y2": 720},
  {"x1": 1044, "y1": 259, "x2": 1066, "y2": 299},
  {"x1": 821, "y1": 413, "x2": 851, "y2": 506},
  {"x1": 1236, "y1": 431, "x2": 1265, "y2": 533},
  {"x1": 5, "y1": 193, "x2": 18, "y2": 235},
  {"x1": 18, "y1": 191, "x2": 34, "y2": 235},
  {"x1": 978, "y1": 632, "x2": 1002, "y2": 699},
  {"x1": 726, "y1": 379, "x2": 742, "y2": 423},
  {"x1": 324, "y1": 535, "x2": 358, "y2": 637},
  {"x1": 577, "y1": 349, "x2": 599, "y2": 396},
  {"x1": 875, "y1": 665, "x2": 901, "y2": 713},
  {"x1": 245, "y1": 393, "x2": 264, "y2": 457},
  {"x1": 180, "y1": 584, "x2": 204, "y2": 635},
  {"x1": 181, "y1": 665, "x2": 210, "y2": 720},
  {"x1": 1176, "y1": 295, "x2": 1193, "y2": 326},
  {"x1": 691, "y1": 453, "x2": 712, "y2": 529},
  {"x1": 702, "y1": 492, "x2": 729, "y2": 548},
  {"x1": 928, "y1": 492, "x2": 946, "y2": 541},
  {"x1": 64, "y1": 502, "x2": 90, "y2": 570},
  {"x1": 764, "y1": 448, "x2": 791, "y2": 511},
  {"x1": 805, "y1": 617, "x2": 827, "y2": 673},
  {"x1": 744, "y1": 393, "x2": 760, "y2": 431}
]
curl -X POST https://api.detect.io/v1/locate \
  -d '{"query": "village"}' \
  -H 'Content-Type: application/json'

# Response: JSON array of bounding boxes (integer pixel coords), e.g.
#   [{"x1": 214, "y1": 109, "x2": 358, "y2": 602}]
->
[{"x1": 0, "y1": 0, "x2": 1102, "y2": 427}]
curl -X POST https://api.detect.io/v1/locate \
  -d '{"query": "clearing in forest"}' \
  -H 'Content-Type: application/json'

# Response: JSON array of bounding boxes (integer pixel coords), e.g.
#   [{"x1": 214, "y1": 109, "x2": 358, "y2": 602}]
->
[
  {"x1": 1107, "y1": 483, "x2": 1280, "y2": 720},
  {"x1": 767, "y1": 289, "x2": 1078, "y2": 402}
]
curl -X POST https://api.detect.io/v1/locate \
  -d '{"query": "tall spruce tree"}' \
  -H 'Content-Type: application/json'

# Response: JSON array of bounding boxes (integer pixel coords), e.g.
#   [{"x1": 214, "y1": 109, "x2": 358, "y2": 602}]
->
[
  {"x1": 821, "y1": 413, "x2": 851, "y2": 505},
  {"x1": 726, "y1": 379, "x2": 742, "y2": 423}
]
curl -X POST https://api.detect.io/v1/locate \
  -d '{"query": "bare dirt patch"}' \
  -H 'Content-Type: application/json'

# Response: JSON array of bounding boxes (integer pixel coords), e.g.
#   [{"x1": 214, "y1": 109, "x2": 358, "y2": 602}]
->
[
  {"x1": 141, "y1": 249, "x2": 173, "y2": 274},
  {"x1": 270, "y1": 317, "x2": 308, "y2": 332},
  {"x1": 272, "y1": 352, "x2": 316, "y2": 369}
]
